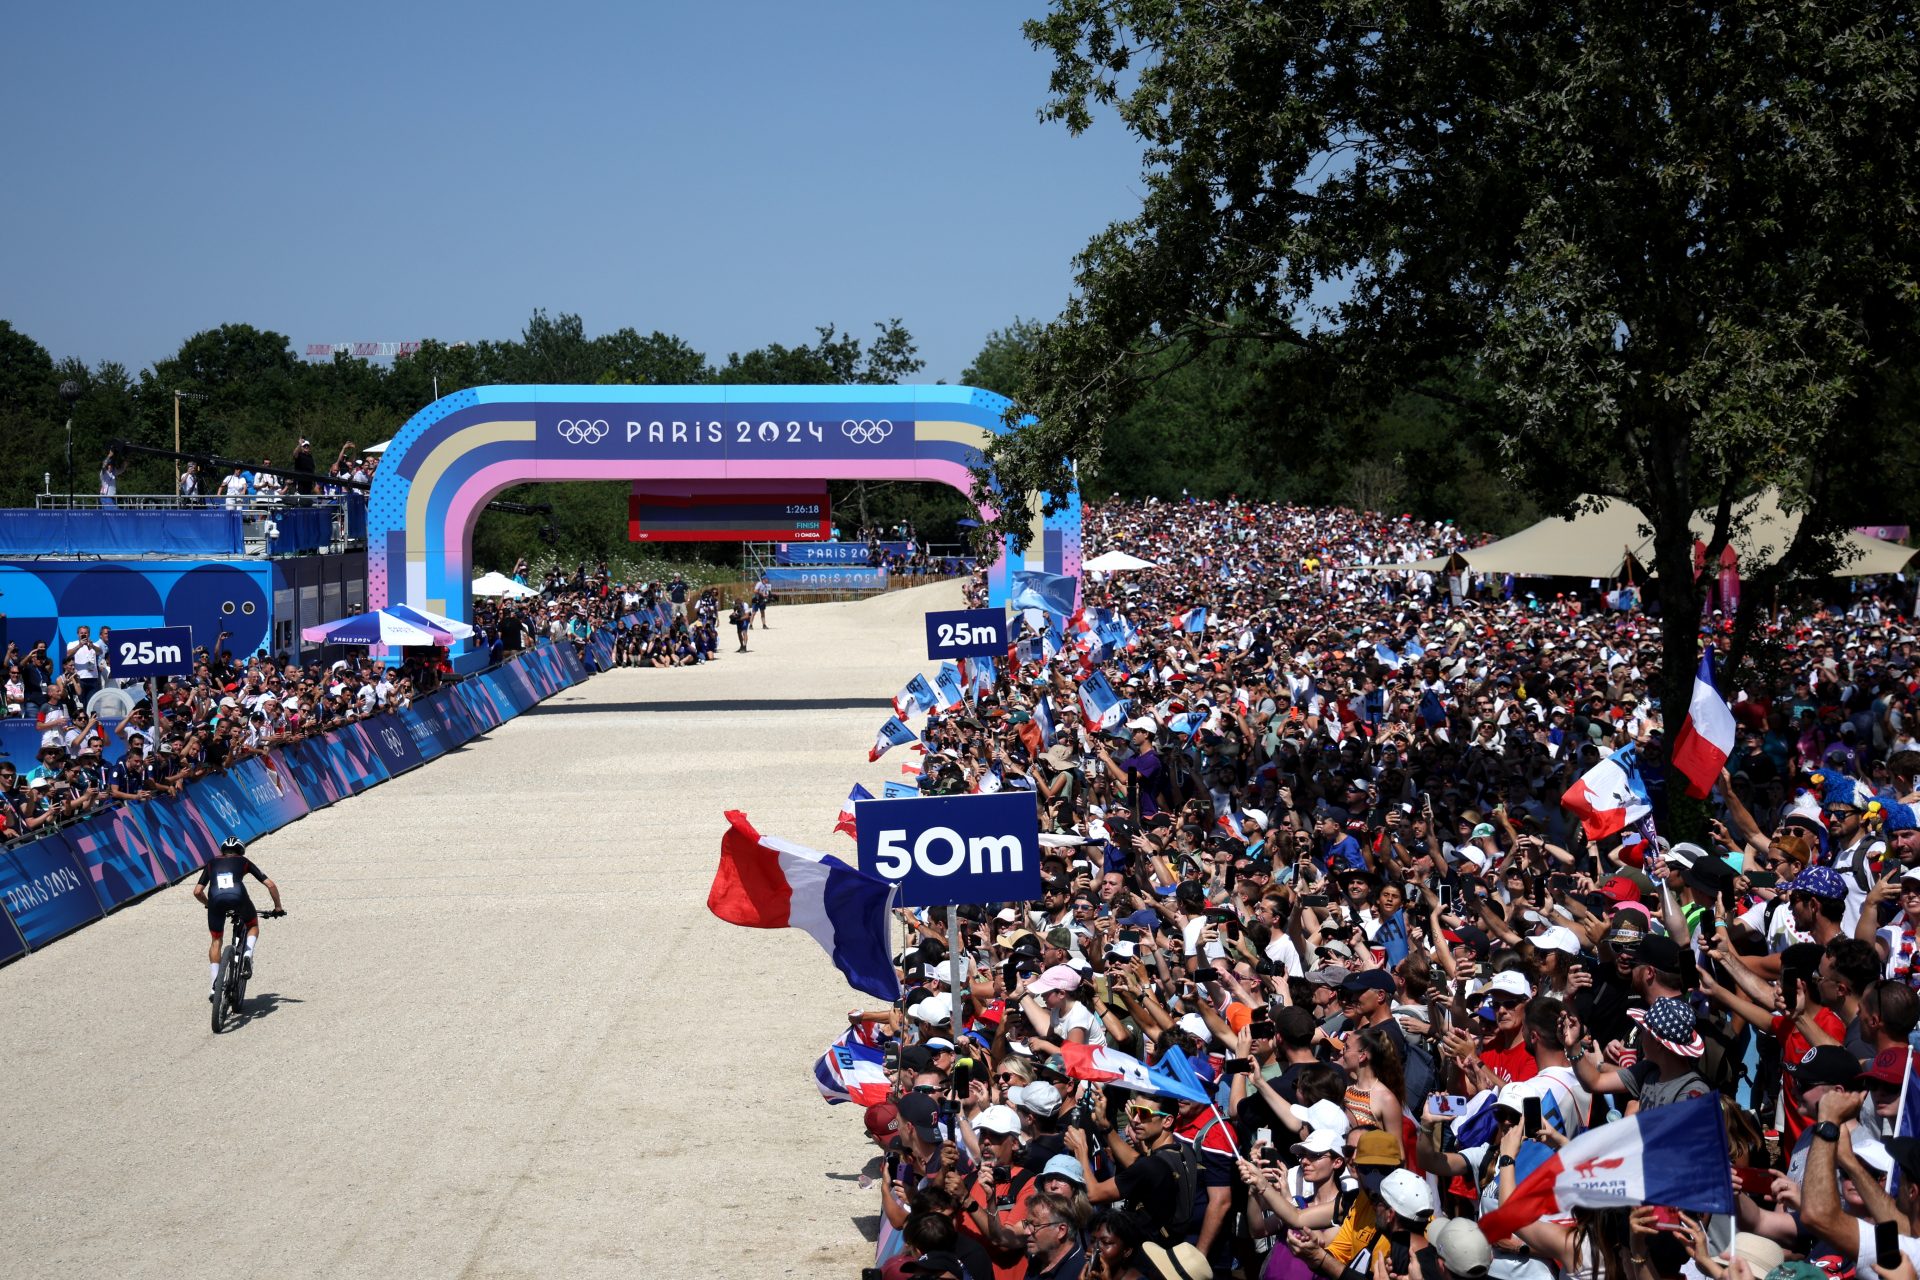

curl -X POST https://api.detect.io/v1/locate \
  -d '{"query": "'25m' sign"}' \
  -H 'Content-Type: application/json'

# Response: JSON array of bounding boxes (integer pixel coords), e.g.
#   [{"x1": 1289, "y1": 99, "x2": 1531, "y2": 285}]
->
[{"x1": 855, "y1": 792, "x2": 1041, "y2": 908}]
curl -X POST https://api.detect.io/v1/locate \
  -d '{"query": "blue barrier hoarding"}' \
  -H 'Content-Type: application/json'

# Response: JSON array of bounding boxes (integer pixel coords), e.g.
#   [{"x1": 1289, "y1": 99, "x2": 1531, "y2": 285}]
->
[
  {"x1": 131, "y1": 790, "x2": 223, "y2": 881},
  {"x1": 0, "y1": 833, "x2": 104, "y2": 949},
  {"x1": 0, "y1": 631, "x2": 595, "y2": 962},
  {"x1": 228, "y1": 756, "x2": 311, "y2": 831},
  {"x1": 62, "y1": 807, "x2": 165, "y2": 910},
  {"x1": 104, "y1": 625, "x2": 196, "y2": 679},
  {"x1": 924, "y1": 608, "x2": 1009, "y2": 660},
  {"x1": 855, "y1": 792, "x2": 1042, "y2": 908},
  {"x1": 765, "y1": 566, "x2": 888, "y2": 591},
  {"x1": 361, "y1": 715, "x2": 425, "y2": 778}
]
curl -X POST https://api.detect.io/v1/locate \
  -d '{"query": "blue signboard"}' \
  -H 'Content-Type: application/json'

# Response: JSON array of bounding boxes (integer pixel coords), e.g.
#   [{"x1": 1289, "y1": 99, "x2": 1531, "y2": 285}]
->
[
  {"x1": 0, "y1": 911, "x2": 23, "y2": 965},
  {"x1": 0, "y1": 833, "x2": 104, "y2": 949},
  {"x1": 106, "y1": 625, "x2": 195, "y2": 679},
  {"x1": 774, "y1": 541, "x2": 912, "y2": 566},
  {"x1": 925, "y1": 608, "x2": 1009, "y2": 661},
  {"x1": 855, "y1": 792, "x2": 1041, "y2": 908},
  {"x1": 764, "y1": 567, "x2": 889, "y2": 591}
]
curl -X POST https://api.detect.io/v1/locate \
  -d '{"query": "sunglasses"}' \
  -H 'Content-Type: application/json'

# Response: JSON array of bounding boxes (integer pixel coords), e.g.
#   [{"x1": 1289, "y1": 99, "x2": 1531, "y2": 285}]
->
[{"x1": 1489, "y1": 996, "x2": 1527, "y2": 1009}]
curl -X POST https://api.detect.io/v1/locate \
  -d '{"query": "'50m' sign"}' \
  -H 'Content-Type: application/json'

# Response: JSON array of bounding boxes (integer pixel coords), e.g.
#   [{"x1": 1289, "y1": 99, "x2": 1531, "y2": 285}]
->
[{"x1": 855, "y1": 792, "x2": 1041, "y2": 908}]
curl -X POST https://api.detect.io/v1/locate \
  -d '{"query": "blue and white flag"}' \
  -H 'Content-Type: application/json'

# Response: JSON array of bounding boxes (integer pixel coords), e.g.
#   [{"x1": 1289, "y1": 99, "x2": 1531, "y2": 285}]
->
[
  {"x1": 1010, "y1": 569, "x2": 1078, "y2": 617},
  {"x1": 893, "y1": 672, "x2": 938, "y2": 719},
  {"x1": 814, "y1": 1032, "x2": 891, "y2": 1107},
  {"x1": 883, "y1": 780, "x2": 920, "y2": 800},
  {"x1": 1079, "y1": 671, "x2": 1127, "y2": 732},
  {"x1": 869, "y1": 716, "x2": 918, "y2": 763},
  {"x1": 933, "y1": 668, "x2": 967, "y2": 711}
]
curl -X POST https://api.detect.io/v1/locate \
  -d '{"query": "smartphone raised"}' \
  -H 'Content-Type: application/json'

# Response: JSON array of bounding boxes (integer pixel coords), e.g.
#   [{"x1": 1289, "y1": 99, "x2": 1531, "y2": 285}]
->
[
  {"x1": 1523, "y1": 1095, "x2": 1544, "y2": 1136},
  {"x1": 1878, "y1": 1219, "x2": 1901, "y2": 1271}
]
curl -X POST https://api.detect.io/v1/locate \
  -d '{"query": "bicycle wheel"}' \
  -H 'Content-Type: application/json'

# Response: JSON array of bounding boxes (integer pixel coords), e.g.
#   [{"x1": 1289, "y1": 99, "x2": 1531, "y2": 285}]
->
[
  {"x1": 232, "y1": 942, "x2": 249, "y2": 1012},
  {"x1": 212, "y1": 943, "x2": 233, "y2": 1033}
]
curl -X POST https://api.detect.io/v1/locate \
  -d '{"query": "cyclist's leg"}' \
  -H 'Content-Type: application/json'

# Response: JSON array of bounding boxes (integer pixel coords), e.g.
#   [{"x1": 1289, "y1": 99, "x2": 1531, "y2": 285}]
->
[
  {"x1": 239, "y1": 899, "x2": 260, "y2": 968},
  {"x1": 206, "y1": 903, "x2": 228, "y2": 991}
]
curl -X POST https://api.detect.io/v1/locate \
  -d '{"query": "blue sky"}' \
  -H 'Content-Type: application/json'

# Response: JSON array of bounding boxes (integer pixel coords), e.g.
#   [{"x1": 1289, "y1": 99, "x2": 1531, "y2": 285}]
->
[{"x1": 1, "y1": 3, "x2": 1147, "y2": 382}]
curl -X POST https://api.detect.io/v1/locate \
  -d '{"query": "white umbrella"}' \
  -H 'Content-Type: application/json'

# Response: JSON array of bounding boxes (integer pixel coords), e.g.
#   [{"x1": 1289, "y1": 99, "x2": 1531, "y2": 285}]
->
[
  {"x1": 389, "y1": 602, "x2": 476, "y2": 640},
  {"x1": 361, "y1": 439, "x2": 391, "y2": 455},
  {"x1": 1083, "y1": 550, "x2": 1157, "y2": 572},
  {"x1": 472, "y1": 571, "x2": 539, "y2": 599},
  {"x1": 301, "y1": 609, "x2": 454, "y2": 647}
]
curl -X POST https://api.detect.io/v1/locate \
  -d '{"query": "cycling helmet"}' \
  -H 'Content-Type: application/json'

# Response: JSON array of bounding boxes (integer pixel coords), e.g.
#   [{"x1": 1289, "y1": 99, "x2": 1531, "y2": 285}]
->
[{"x1": 220, "y1": 836, "x2": 245, "y2": 854}]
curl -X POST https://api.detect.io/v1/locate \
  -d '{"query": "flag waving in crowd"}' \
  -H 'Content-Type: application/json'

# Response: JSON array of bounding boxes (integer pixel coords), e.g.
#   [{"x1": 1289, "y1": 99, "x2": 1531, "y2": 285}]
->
[
  {"x1": 833, "y1": 783, "x2": 871, "y2": 838},
  {"x1": 1670, "y1": 652, "x2": 1736, "y2": 798},
  {"x1": 1561, "y1": 742, "x2": 1653, "y2": 839},
  {"x1": 1476, "y1": 1093, "x2": 1734, "y2": 1242},
  {"x1": 706, "y1": 811, "x2": 898, "y2": 1001},
  {"x1": 869, "y1": 715, "x2": 918, "y2": 762}
]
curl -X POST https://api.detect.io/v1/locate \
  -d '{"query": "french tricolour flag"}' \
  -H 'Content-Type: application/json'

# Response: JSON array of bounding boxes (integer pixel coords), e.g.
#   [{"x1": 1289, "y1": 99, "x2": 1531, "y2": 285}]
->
[
  {"x1": 1477, "y1": 1093, "x2": 1733, "y2": 1243},
  {"x1": 834, "y1": 784, "x2": 872, "y2": 838},
  {"x1": 1079, "y1": 670, "x2": 1127, "y2": 732},
  {"x1": 813, "y1": 1031, "x2": 892, "y2": 1107},
  {"x1": 1561, "y1": 743, "x2": 1653, "y2": 840},
  {"x1": 1059, "y1": 1043, "x2": 1213, "y2": 1106},
  {"x1": 1670, "y1": 653, "x2": 1736, "y2": 800},
  {"x1": 707, "y1": 811, "x2": 900, "y2": 1001},
  {"x1": 1171, "y1": 606, "x2": 1208, "y2": 634},
  {"x1": 1033, "y1": 695, "x2": 1057, "y2": 745}
]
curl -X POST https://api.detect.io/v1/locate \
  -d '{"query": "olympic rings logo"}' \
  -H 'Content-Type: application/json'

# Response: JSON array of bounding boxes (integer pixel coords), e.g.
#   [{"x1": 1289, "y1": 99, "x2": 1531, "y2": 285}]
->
[
  {"x1": 556, "y1": 419, "x2": 610, "y2": 445},
  {"x1": 841, "y1": 419, "x2": 894, "y2": 445}
]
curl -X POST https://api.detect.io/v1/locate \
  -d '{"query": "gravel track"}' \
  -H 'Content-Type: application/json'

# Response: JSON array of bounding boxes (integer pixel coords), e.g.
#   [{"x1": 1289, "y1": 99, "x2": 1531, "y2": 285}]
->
[{"x1": 0, "y1": 579, "x2": 962, "y2": 1279}]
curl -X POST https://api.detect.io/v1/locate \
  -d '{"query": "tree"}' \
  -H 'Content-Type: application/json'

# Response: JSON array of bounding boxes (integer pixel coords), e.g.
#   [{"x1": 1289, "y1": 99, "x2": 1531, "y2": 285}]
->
[
  {"x1": 961, "y1": 318, "x2": 1044, "y2": 401},
  {"x1": 595, "y1": 329, "x2": 711, "y2": 385},
  {"x1": 996, "y1": 1, "x2": 1920, "y2": 743}
]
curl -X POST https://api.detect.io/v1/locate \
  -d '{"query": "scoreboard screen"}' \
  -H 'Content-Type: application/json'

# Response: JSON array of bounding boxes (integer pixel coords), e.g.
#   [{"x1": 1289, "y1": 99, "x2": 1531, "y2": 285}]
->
[{"x1": 628, "y1": 491, "x2": 832, "y2": 542}]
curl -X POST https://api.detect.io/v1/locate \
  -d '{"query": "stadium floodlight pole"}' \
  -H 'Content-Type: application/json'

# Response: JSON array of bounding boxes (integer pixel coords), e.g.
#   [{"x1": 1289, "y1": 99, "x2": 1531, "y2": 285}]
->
[{"x1": 58, "y1": 380, "x2": 82, "y2": 506}]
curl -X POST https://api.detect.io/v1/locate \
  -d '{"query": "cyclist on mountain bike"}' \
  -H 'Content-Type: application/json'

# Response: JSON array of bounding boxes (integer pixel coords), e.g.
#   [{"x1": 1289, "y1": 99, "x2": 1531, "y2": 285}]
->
[{"x1": 193, "y1": 836, "x2": 283, "y2": 998}]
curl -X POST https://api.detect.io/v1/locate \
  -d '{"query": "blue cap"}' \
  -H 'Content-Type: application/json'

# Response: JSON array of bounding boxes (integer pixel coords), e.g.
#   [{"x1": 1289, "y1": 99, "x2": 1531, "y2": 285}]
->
[
  {"x1": 1790, "y1": 865, "x2": 1848, "y2": 900},
  {"x1": 1818, "y1": 773, "x2": 1867, "y2": 810},
  {"x1": 1041, "y1": 1153, "x2": 1086, "y2": 1184}
]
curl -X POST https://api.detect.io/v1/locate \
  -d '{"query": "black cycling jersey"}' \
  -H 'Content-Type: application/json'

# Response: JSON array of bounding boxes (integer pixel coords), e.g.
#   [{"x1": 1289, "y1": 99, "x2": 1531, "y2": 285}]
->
[{"x1": 198, "y1": 855, "x2": 265, "y2": 902}]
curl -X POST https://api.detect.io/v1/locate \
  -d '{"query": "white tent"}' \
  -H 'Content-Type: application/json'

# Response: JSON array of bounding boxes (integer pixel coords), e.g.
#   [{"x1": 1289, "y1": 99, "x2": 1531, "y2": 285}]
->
[
  {"x1": 1083, "y1": 550, "x2": 1157, "y2": 572},
  {"x1": 1356, "y1": 491, "x2": 1913, "y2": 579},
  {"x1": 472, "y1": 571, "x2": 538, "y2": 599}
]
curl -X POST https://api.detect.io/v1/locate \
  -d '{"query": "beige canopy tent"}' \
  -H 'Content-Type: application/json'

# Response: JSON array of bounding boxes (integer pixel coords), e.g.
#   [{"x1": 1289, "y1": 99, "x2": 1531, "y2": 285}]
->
[{"x1": 1358, "y1": 491, "x2": 1913, "y2": 578}]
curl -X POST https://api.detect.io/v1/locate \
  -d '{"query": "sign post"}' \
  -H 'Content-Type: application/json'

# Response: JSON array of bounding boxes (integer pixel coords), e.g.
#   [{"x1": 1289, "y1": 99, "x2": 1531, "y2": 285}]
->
[
  {"x1": 924, "y1": 608, "x2": 1009, "y2": 661},
  {"x1": 107, "y1": 626, "x2": 194, "y2": 681},
  {"x1": 856, "y1": 792, "x2": 1041, "y2": 1060}
]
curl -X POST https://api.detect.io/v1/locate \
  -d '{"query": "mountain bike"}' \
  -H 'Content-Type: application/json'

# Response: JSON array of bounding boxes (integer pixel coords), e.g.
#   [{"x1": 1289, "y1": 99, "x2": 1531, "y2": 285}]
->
[{"x1": 211, "y1": 906, "x2": 285, "y2": 1034}]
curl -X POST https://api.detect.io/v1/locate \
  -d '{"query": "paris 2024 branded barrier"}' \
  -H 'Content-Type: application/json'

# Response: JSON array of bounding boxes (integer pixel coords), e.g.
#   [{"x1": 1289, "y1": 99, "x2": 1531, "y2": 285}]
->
[{"x1": 0, "y1": 634, "x2": 601, "y2": 960}]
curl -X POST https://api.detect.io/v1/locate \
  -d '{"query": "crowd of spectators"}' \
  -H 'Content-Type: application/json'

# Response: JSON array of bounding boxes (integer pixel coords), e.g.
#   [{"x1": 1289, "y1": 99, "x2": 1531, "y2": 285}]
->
[
  {"x1": 846, "y1": 498, "x2": 1920, "y2": 1280},
  {"x1": 0, "y1": 559, "x2": 709, "y2": 844}
]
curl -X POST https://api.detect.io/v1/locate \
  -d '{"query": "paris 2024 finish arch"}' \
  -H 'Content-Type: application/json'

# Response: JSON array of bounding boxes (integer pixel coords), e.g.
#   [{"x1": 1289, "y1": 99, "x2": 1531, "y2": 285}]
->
[{"x1": 365, "y1": 385, "x2": 1082, "y2": 664}]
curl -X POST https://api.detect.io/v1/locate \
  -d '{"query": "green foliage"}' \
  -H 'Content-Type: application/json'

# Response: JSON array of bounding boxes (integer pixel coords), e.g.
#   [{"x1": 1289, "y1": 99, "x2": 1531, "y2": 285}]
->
[
  {"x1": 999, "y1": 0, "x2": 1920, "y2": 768},
  {"x1": 0, "y1": 311, "x2": 949, "y2": 567}
]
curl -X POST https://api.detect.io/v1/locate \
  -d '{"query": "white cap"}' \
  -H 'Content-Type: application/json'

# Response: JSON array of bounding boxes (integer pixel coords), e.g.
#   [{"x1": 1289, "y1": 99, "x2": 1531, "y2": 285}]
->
[
  {"x1": 1426, "y1": 1217, "x2": 1494, "y2": 1276},
  {"x1": 1010, "y1": 1082, "x2": 1063, "y2": 1118},
  {"x1": 906, "y1": 994, "x2": 955, "y2": 1024},
  {"x1": 974, "y1": 1104, "x2": 1023, "y2": 1136},
  {"x1": 1481, "y1": 971, "x2": 1534, "y2": 1001},
  {"x1": 1379, "y1": 1168, "x2": 1435, "y2": 1219},
  {"x1": 1296, "y1": 1099, "x2": 1351, "y2": 1137},
  {"x1": 1177, "y1": 1012, "x2": 1212, "y2": 1043},
  {"x1": 1291, "y1": 1128, "x2": 1344, "y2": 1157},
  {"x1": 1526, "y1": 925, "x2": 1581, "y2": 956}
]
